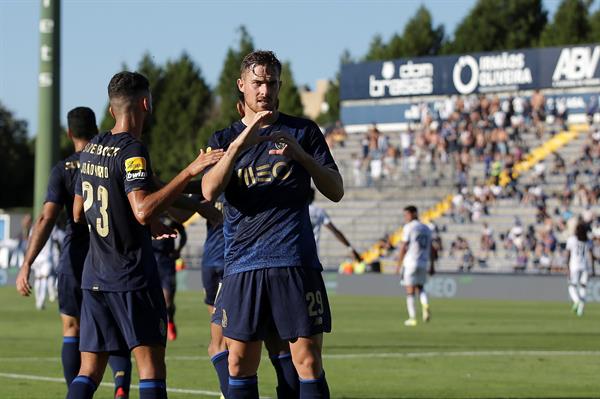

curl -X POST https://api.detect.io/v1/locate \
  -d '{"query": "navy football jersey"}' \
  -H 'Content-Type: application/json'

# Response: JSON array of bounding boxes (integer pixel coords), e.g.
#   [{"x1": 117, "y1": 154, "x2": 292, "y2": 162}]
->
[
  {"x1": 207, "y1": 113, "x2": 338, "y2": 276},
  {"x1": 44, "y1": 152, "x2": 90, "y2": 279},
  {"x1": 76, "y1": 131, "x2": 158, "y2": 291},
  {"x1": 202, "y1": 194, "x2": 225, "y2": 268}
]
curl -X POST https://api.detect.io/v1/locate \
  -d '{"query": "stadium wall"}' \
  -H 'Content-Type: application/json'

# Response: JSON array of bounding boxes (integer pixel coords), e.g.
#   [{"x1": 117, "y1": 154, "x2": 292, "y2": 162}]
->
[
  {"x1": 340, "y1": 43, "x2": 600, "y2": 131},
  {"x1": 1, "y1": 268, "x2": 593, "y2": 302}
]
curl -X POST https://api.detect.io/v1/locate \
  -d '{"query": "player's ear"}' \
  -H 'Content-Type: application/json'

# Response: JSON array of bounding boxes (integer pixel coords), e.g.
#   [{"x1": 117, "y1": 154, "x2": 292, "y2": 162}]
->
[
  {"x1": 237, "y1": 78, "x2": 244, "y2": 93},
  {"x1": 109, "y1": 105, "x2": 115, "y2": 120},
  {"x1": 66, "y1": 128, "x2": 73, "y2": 140},
  {"x1": 142, "y1": 96, "x2": 152, "y2": 114}
]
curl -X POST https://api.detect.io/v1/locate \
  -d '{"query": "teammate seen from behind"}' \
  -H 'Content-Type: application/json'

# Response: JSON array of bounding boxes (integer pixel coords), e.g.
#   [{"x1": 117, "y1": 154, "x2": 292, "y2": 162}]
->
[
  {"x1": 16, "y1": 107, "x2": 132, "y2": 399},
  {"x1": 202, "y1": 50, "x2": 342, "y2": 399},
  {"x1": 566, "y1": 221, "x2": 595, "y2": 317},
  {"x1": 396, "y1": 205, "x2": 435, "y2": 327},
  {"x1": 67, "y1": 72, "x2": 223, "y2": 399}
]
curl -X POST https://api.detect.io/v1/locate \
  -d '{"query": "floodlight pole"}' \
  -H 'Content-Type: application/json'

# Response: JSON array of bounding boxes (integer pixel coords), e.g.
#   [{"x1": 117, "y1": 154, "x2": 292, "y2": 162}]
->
[{"x1": 34, "y1": 0, "x2": 60, "y2": 218}]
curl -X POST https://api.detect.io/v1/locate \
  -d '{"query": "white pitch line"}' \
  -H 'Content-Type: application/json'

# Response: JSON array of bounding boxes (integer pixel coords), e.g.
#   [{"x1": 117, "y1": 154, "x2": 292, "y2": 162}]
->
[
  {"x1": 2, "y1": 350, "x2": 600, "y2": 363},
  {"x1": 0, "y1": 372, "x2": 222, "y2": 397}
]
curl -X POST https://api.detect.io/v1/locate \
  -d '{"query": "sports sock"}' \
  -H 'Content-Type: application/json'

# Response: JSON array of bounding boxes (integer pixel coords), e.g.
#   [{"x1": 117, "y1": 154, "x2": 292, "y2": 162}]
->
[
  {"x1": 61, "y1": 336, "x2": 81, "y2": 385},
  {"x1": 578, "y1": 284, "x2": 587, "y2": 303},
  {"x1": 419, "y1": 291, "x2": 429, "y2": 307},
  {"x1": 108, "y1": 352, "x2": 132, "y2": 397},
  {"x1": 270, "y1": 353, "x2": 299, "y2": 398},
  {"x1": 228, "y1": 375, "x2": 259, "y2": 399},
  {"x1": 66, "y1": 375, "x2": 97, "y2": 399},
  {"x1": 139, "y1": 378, "x2": 167, "y2": 399},
  {"x1": 210, "y1": 350, "x2": 229, "y2": 396},
  {"x1": 406, "y1": 294, "x2": 416, "y2": 320},
  {"x1": 299, "y1": 371, "x2": 330, "y2": 399},
  {"x1": 568, "y1": 284, "x2": 581, "y2": 304}
]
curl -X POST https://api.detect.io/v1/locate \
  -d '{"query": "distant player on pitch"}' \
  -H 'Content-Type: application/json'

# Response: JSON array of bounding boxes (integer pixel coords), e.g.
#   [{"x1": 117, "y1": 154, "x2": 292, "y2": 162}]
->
[
  {"x1": 566, "y1": 221, "x2": 595, "y2": 316},
  {"x1": 396, "y1": 205, "x2": 435, "y2": 327}
]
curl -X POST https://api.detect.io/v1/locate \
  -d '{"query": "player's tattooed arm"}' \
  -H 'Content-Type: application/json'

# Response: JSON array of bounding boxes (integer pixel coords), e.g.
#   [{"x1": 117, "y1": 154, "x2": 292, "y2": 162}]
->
[
  {"x1": 16, "y1": 202, "x2": 61, "y2": 296},
  {"x1": 202, "y1": 111, "x2": 273, "y2": 201},
  {"x1": 269, "y1": 131, "x2": 344, "y2": 202},
  {"x1": 128, "y1": 149, "x2": 224, "y2": 225},
  {"x1": 171, "y1": 196, "x2": 223, "y2": 225}
]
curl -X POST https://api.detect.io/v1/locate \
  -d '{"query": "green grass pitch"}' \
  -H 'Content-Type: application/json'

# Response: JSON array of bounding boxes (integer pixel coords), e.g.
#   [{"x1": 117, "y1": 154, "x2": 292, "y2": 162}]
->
[{"x1": 1, "y1": 286, "x2": 600, "y2": 398}]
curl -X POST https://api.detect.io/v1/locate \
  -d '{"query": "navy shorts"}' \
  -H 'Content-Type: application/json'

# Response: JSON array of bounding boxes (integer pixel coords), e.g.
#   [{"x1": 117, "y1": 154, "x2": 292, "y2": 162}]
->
[
  {"x1": 79, "y1": 285, "x2": 167, "y2": 352},
  {"x1": 57, "y1": 273, "x2": 82, "y2": 318},
  {"x1": 212, "y1": 267, "x2": 331, "y2": 341},
  {"x1": 156, "y1": 256, "x2": 176, "y2": 293},
  {"x1": 202, "y1": 266, "x2": 224, "y2": 306}
]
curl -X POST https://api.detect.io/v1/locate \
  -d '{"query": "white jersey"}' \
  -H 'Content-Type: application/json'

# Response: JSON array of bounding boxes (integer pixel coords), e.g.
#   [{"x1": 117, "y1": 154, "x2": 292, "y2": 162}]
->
[
  {"x1": 401, "y1": 220, "x2": 432, "y2": 270},
  {"x1": 567, "y1": 236, "x2": 592, "y2": 271},
  {"x1": 309, "y1": 204, "x2": 331, "y2": 249}
]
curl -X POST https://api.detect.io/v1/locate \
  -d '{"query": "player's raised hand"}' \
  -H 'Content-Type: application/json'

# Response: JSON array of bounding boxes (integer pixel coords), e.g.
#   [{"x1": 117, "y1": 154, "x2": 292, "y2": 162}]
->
[
  {"x1": 151, "y1": 219, "x2": 178, "y2": 240},
  {"x1": 234, "y1": 110, "x2": 273, "y2": 150},
  {"x1": 188, "y1": 148, "x2": 224, "y2": 177},
  {"x1": 268, "y1": 131, "x2": 306, "y2": 162},
  {"x1": 16, "y1": 264, "x2": 32, "y2": 296}
]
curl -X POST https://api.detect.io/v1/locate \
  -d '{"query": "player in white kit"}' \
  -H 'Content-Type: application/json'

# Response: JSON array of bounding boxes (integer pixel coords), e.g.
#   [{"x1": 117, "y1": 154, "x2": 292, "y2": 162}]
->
[
  {"x1": 396, "y1": 206, "x2": 434, "y2": 326},
  {"x1": 566, "y1": 221, "x2": 595, "y2": 317}
]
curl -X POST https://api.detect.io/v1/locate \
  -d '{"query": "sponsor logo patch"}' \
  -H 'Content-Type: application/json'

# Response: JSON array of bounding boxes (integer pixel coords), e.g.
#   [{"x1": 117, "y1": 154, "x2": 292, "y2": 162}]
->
[{"x1": 125, "y1": 157, "x2": 147, "y2": 181}]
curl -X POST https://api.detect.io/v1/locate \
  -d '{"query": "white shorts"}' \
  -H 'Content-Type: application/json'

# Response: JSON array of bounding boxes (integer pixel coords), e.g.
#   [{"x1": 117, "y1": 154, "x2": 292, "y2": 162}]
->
[
  {"x1": 569, "y1": 268, "x2": 589, "y2": 286},
  {"x1": 402, "y1": 267, "x2": 427, "y2": 287}
]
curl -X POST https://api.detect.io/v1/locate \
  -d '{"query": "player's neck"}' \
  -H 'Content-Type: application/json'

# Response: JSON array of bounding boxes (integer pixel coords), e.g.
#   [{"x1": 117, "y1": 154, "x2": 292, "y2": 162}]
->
[
  {"x1": 111, "y1": 114, "x2": 144, "y2": 139},
  {"x1": 242, "y1": 108, "x2": 279, "y2": 128},
  {"x1": 72, "y1": 139, "x2": 88, "y2": 152}
]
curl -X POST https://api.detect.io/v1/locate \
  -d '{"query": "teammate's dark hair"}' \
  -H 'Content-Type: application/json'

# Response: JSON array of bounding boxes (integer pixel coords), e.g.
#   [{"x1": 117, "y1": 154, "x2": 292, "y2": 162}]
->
[
  {"x1": 240, "y1": 50, "x2": 281, "y2": 76},
  {"x1": 404, "y1": 205, "x2": 418, "y2": 215},
  {"x1": 108, "y1": 71, "x2": 150, "y2": 103},
  {"x1": 576, "y1": 222, "x2": 589, "y2": 242},
  {"x1": 67, "y1": 107, "x2": 97, "y2": 140}
]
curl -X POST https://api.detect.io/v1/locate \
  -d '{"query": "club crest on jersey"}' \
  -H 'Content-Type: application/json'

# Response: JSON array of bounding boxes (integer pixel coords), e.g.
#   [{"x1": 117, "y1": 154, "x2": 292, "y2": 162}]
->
[{"x1": 125, "y1": 157, "x2": 147, "y2": 181}]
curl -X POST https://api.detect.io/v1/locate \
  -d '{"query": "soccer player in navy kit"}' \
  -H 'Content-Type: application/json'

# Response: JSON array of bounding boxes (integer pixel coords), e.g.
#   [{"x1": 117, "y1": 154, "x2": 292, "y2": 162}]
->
[
  {"x1": 202, "y1": 51, "x2": 342, "y2": 399},
  {"x1": 67, "y1": 72, "x2": 223, "y2": 399},
  {"x1": 16, "y1": 107, "x2": 132, "y2": 399},
  {"x1": 152, "y1": 215, "x2": 187, "y2": 341}
]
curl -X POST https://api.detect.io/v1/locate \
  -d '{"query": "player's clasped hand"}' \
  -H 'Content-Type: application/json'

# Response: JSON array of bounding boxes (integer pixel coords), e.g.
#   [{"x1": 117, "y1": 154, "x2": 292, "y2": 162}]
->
[
  {"x1": 236, "y1": 110, "x2": 273, "y2": 150},
  {"x1": 151, "y1": 219, "x2": 178, "y2": 240},
  {"x1": 15, "y1": 265, "x2": 32, "y2": 296},
  {"x1": 268, "y1": 131, "x2": 305, "y2": 161},
  {"x1": 188, "y1": 148, "x2": 224, "y2": 177}
]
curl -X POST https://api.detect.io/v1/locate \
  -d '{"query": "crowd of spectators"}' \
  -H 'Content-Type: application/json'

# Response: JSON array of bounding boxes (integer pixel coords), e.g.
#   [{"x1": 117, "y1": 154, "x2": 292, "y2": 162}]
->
[{"x1": 343, "y1": 91, "x2": 571, "y2": 189}]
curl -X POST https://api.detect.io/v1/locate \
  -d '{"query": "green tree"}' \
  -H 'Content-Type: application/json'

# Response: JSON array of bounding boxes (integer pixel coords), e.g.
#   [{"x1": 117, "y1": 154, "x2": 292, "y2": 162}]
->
[
  {"x1": 149, "y1": 53, "x2": 212, "y2": 179},
  {"x1": 365, "y1": 34, "x2": 388, "y2": 61},
  {"x1": 401, "y1": 6, "x2": 445, "y2": 57},
  {"x1": 589, "y1": 8, "x2": 600, "y2": 41},
  {"x1": 278, "y1": 62, "x2": 304, "y2": 117},
  {"x1": 0, "y1": 102, "x2": 34, "y2": 207},
  {"x1": 449, "y1": 0, "x2": 547, "y2": 53},
  {"x1": 541, "y1": 0, "x2": 591, "y2": 46},
  {"x1": 215, "y1": 26, "x2": 254, "y2": 127}
]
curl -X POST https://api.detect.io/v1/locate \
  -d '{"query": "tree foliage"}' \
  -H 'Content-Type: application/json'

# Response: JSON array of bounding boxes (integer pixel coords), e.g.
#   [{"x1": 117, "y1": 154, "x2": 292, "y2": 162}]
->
[
  {"x1": 0, "y1": 102, "x2": 34, "y2": 207},
  {"x1": 448, "y1": 0, "x2": 547, "y2": 53},
  {"x1": 149, "y1": 53, "x2": 211, "y2": 179},
  {"x1": 540, "y1": 0, "x2": 591, "y2": 46},
  {"x1": 278, "y1": 62, "x2": 304, "y2": 117},
  {"x1": 215, "y1": 26, "x2": 254, "y2": 127}
]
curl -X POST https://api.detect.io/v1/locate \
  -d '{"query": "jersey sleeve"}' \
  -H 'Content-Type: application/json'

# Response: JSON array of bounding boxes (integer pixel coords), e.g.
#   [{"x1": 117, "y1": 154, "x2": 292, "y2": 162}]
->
[
  {"x1": 119, "y1": 141, "x2": 155, "y2": 194},
  {"x1": 44, "y1": 163, "x2": 67, "y2": 205},
  {"x1": 305, "y1": 122, "x2": 338, "y2": 171}
]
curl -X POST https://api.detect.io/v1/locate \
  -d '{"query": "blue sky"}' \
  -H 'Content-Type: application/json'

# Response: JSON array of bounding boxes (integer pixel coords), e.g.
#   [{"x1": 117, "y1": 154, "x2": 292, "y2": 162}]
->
[{"x1": 1, "y1": 0, "x2": 564, "y2": 135}]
